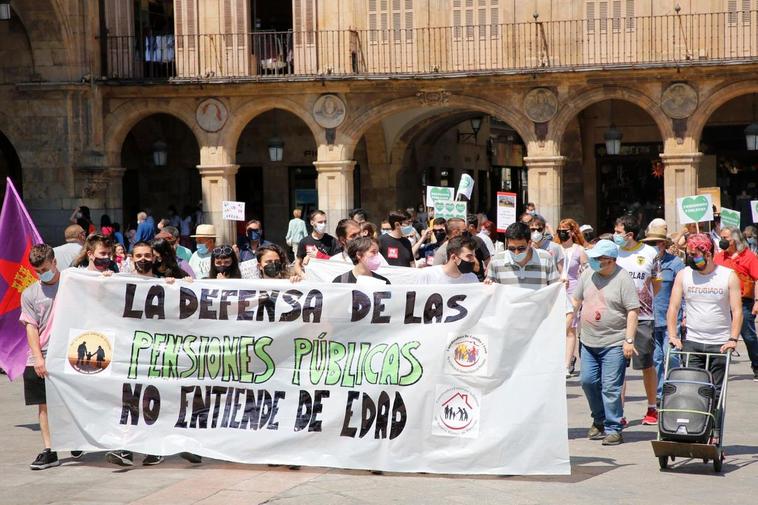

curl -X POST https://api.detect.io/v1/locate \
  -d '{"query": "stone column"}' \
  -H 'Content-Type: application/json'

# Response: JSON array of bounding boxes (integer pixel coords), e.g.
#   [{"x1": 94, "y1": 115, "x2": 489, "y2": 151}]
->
[
  {"x1": 313, "y1": 160, "x2": 355, "y2": 233},
  {"x1": 661, "y1": 152, "x2": 701, "y2": 231},
  {"x1": 103, "y1": 167, "x2": 126, "y2": 223},
  {"x1": 523, "y1": 155, "x2": 566, "y2": 228},
  {"x1": 197, "y1": 164, "x2": 239, "y2": 244}
]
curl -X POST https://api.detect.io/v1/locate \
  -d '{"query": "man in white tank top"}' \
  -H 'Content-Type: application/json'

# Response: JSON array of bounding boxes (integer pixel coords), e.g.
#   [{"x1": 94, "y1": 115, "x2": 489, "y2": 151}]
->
[{"x1": 666, "y1": 233, "x2": 743, "y2": 390}]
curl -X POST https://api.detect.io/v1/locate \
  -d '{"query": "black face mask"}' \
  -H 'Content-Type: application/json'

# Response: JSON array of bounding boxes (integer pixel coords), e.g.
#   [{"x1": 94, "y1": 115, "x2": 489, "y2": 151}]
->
[
  {"x1": 135, "y1": 259, "x2": 153, "y2": 274},
  {"x1": 457, "y1": 259, "x2": 475, "y2": 274},
  {"x1": 215, "y1": 264, "x2": 230, "y2": 275},
  {"x1": 433, "y1": 230, "x2": 447, "y2": 243},
  {"x1": 93, "y1": 257, "x2": 111, "y2": 271},
  {"x1": 557, "y1": 230, "x2": 570, "y2": 242},
  {"x1": 685, "y1": 254, "x2": 707, "y2": 271},
  {"x1": 262, "y1": 261, "x2": 284, "y2": 278},
  {"x1": 718, "y1": 239, "x2": 730, "y2": 251}
]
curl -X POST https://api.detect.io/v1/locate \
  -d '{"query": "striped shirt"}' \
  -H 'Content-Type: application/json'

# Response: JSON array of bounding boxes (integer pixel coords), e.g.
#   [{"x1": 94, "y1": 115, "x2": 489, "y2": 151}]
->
[{"x1": 487, "y1": 248, "x2": 560, "y2": 288}]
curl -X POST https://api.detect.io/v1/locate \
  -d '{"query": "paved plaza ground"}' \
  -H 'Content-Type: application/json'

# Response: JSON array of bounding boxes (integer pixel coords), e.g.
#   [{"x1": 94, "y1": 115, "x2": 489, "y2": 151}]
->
[{"x1": 2, "y1": 345, "x2": 757, "y2": 505}]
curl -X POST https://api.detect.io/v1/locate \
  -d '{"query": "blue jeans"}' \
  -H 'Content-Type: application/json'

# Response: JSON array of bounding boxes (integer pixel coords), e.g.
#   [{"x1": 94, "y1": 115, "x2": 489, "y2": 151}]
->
[
  {"x1": 580, "y1": 343, "x2": 627, "y2": 434},
  {"x1": 741, "y1": 299, "x2": 758, "y2": 370},
  {"x1": 653, "y1": 327, "x2": 680, "y2": 400}
]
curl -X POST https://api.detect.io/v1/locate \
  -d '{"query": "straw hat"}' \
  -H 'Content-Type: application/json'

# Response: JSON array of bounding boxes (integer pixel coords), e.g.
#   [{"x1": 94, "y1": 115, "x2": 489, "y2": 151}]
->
[
  {"x1": 641, "y1": 218, "x2": 668, "y2": 243},
  {"x1": 190, "y1": 224, "x2": 217, "y2": 238}
]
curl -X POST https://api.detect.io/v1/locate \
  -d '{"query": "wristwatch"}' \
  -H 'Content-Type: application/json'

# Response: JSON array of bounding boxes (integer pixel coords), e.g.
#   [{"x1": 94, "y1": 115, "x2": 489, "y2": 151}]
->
[{"x1": 625, "y1": 337, "x2": 634, "y2": 344}]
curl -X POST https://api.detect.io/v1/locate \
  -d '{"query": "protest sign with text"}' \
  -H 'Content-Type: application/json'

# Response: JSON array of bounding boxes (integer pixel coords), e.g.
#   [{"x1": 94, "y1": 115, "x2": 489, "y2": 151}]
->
[{"x1": 46, "y1": 270, "x2": 569, "y2": 475}]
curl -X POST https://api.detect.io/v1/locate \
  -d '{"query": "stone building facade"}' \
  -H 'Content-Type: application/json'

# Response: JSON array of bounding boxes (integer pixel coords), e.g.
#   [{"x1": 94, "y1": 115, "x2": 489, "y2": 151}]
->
[{"x1": 1, "y1": 0, "x2": 758, "y2": 243}]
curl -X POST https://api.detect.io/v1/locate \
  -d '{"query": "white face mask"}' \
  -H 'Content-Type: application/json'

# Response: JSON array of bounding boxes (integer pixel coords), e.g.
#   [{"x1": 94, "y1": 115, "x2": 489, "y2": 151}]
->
[
  {"x1": 314, "y1": 223, "x2": 327, "y2": 234},
  {"x1": 531, "y1": 231, "x2": 543, "y2": 243}
]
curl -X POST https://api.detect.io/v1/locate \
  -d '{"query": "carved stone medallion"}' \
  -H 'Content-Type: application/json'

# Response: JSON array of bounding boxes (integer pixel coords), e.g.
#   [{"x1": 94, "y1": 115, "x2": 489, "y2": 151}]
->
[
  {"x1": 196, "y1": 98, "x2": 229, "y2": 133},
  {"x1": 661, "y1": 83, "x2": 698, "y2": 119},
  {"x1": 524, "y1": 87, "x2": 558, "y2": 123},
  {"x1": 416, "y1": 90, "x2": 451, "y2": 106},
  {"x1": 313, "y1": 94, "x2": 347, "y2": 129}
]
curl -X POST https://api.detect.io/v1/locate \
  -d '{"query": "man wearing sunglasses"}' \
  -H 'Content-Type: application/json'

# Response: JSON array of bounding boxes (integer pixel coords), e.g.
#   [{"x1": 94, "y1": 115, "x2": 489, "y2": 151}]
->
[{"x1": 486, "y1": 222, "x2": 559, "y2": 288}]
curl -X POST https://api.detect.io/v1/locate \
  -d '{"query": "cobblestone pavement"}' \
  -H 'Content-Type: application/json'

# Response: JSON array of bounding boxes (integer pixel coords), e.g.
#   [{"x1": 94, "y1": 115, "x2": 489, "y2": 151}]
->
[{"x1": 1, "y1": 345, "x2": 756, "y2": 505}]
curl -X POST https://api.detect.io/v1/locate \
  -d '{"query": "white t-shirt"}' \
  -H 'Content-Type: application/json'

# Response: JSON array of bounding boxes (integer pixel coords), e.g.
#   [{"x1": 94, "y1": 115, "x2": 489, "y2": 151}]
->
[
  {"x1": 616, "y1": 242, "x2": 659, "y2": 321},
  {"x1": 682, "y1": 265, "x2": 733, "y2": 345},
  {"x1": 415, "y1": 265, "x2": 478, "y2": 285},
  {"x1": 329, "y1": 251, "x2": 390, "y2": 266},
  {"x1": 189, "y1": 251, "x2": 211, "y2": 279},
  {"x1": 477, "y1": 231, "x2": 496, "y2": 256}
]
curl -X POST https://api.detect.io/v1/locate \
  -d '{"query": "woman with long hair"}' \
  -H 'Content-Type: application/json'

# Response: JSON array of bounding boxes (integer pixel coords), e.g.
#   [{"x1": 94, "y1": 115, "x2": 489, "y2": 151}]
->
[
  {"x1": 208, "y1": 244, "x2": 242, "y2": 279},
  {"x1": 554, "y1": 218, "x2": 588, "y2": 377},
  {"x1": 256, "y1": 243, "x2": 291, "y2": 279},
  {"x1": 73, "y1": 234, "x2": 118, "y2": 272},
  {"x1": 151, "y1": 238, "x2": 191, "y2": 278}
]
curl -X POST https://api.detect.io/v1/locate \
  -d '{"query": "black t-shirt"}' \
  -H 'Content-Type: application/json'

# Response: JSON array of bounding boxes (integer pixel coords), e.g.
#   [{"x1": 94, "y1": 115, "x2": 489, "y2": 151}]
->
[
  {"x1": 468, "y1": 234, "x2": 491, "y2": 281},
  {"x1": 379, "y1": 234, "x2": 415, "y2": 267},
  {"x1": 332, "y1": 271, "x2": 391, "y2": 284},
  {"x1": 296, "y1": 233, "x2": 341, "y2": 260}
]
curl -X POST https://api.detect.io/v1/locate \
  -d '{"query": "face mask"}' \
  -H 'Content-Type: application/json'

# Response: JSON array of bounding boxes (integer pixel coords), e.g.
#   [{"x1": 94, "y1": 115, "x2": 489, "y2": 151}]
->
[
  {"x1": 314, "y1": 223, "x2": 327, "y2": 234},
  {"x1": 39, "y1": 269, "x2": 56, "y2": 283},
  {"x1": 613, "y1": 233, "x2": 627, "y2": 247},
  {"x1": 509, "y1": 250, "x2": 528, "y2": 263},
  {"x1": 433, "y1": 230, "x2": 447, "y2": 243},
  {"x1": 247, "y1": 229, "x2": 261, "y2": 242},
  {"x1": 197, "y1": 244, "x2": 209, "y2": 255},
  {"x1": 380, "y1": 229, "x2": 389, "y2": 235},
  {"x1": 531, "y1": 231, "x2": 544, "y2": 243},
  {"x1": 748, "y1": 237, "x2": 757, "y2": 246},
  {"x1": 401, "y1": 225, "x2": 415, "y2": 236},
  {"x1": 135, "y1": 259, "x2": 153, "y2": 274},
  {"x1": 364, "y1": 254, "x2": 382, "y2": 272},
  {"x1": 93, "y1": 257, "x2": 111, "y2": 271},
  {"x1": 686, "y1": 254, "x2": 707, "y2": 271},
  {"x1": 215, "y1": 264, "x2": 230, "y2": 275},
  {"x1": 262, "y1": 261, "x2": 283, "y2": 278},
  {"x1": 557, "y1": 230, "x2": 570, "y2": 242},
  {"x1": 718, "y1": 239, "x2": 730, "y2": 251},
  {"x1": 588, "y1": 258, "x2": 603, "y2": 272},
  {"x1": 528, "y1": 210, "x2": 536, "y2": 216},
  {"x1": 457, "y1": 258, "x2": 475, "y2": 274}
]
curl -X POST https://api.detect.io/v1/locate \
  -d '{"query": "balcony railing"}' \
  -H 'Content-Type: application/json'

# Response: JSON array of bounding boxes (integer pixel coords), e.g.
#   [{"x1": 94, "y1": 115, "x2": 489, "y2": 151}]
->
[{"x1": 106, "y1": 11, "x2": 758, "y2": 81}]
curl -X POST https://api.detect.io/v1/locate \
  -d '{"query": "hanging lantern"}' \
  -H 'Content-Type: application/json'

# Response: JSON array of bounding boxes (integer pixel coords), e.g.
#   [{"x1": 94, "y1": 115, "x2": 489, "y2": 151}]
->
[{"x1": 604, "y1": 124, "x2": 623, "y2": 155}]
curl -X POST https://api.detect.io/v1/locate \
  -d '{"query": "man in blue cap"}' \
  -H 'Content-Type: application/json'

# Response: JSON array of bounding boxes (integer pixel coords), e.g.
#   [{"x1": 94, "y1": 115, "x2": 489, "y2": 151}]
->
[{"x1": 571, "y1": 239, "x2": 640, "y2": 446}]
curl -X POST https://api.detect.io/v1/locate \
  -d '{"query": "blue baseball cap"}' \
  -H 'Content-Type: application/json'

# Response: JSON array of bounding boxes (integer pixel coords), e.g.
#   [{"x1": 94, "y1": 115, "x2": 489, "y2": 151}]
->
[{"x1": 586, "y1": 239, "x2": 619, "y2": 259}]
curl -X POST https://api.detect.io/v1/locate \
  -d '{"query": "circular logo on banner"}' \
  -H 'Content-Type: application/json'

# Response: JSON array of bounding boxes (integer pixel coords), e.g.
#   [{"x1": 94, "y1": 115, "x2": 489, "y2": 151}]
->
[
  {"x1": 446, "y1": 335, "x2": 488, "y2": 373},
  {"x1": 67, "y1": 331, "x2": 113, "y2": 375},
  {"x1": 434, "y1": 386, "x2": 480, "y2": 436}
]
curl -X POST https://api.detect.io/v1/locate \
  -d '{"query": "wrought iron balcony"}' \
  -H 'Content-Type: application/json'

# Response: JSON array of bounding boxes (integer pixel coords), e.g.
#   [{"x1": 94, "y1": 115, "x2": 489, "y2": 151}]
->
[{"x1": 105, "y1": 10, "x2": 758, "y2": 82}]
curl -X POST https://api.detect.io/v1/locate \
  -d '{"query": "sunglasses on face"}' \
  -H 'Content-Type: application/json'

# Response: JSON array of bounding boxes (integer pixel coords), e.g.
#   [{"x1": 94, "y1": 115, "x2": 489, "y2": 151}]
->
[
  {"x1": 213, "y1": 246, "x2": 233, "y2": 257},
  {"x1": 381, "y1": 228, "x2": 391, "y2": 232},
  {"x1": 507, "y1": 246, "x2": 528, "y2": 253},
  {"x1": 530, "y1": 227, "x2": 544, "y2": 232}
]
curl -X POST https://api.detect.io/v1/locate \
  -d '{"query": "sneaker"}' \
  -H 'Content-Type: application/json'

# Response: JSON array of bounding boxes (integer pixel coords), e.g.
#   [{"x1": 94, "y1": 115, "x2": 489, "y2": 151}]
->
[
  {"x1": 70, "y1": 451, "x2": 84, "y2": 460},
  {"x1": 601, "y1": 432, "x2": 623, "y2": 445},
  {"x1": 30, "y1": 449, "x2": 61, "y2": 470},
  {"x1": 752, "y1": 368, "x2": 758, "y2": 382},
  {"x1": 642, "y1": 407, "x2": 658, "y2": 425},
  {"x1": 587, "y1": 423, "x2": 605, "y2": 440},
  {"x1": 105, "y1": 450, "x2": 134, "y2": 467},
  {"x1": 142, "y1": 455, "x2": 164, "y2": 466},
  {"x1": 179, "y1": 452, "x2": 202, "y2": 464}
]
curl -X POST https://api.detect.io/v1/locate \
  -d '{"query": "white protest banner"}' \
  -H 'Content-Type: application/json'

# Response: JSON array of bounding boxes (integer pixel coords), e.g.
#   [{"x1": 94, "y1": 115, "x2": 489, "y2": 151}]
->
[
  {"x1": 222, "y1": 201, "x2": 245, "y2": 221},
  {"x1": 496, "y1": 192, "x2": 517, "y2": 232},
  {"x1": 433, "y1": 200, "x2": 467, "y2": 221},
  {"x1": 305, "y1": 258, "x2": 422, "y2": 284},
  {"x1": 677, "y1": 194, "x2": 713, "y2": 225},
  {"x1": 720, "y1": 207, "x2": 741, "y2": 229},
  {"x1": 456, "y1": 174, "x2": 475, "y2": 201},
  {"x1": 752, "y1": 200, "x2": 758, "y2": 223},
  {"x1": 426, "y1": 186, "x2": 455, "y2": 207},
  {"x1": 46, "y1": 270, "x2": 569, "y2": 475}
]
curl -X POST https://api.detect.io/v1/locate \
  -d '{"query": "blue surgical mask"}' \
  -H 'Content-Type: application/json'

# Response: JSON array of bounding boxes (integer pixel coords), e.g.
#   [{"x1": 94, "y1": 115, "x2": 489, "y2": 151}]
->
[
  {"x1": 747, "y1": 237, "x2": 757, "y2": 246},
  {"x1": 39, "y1": 269, "x2": 56, "y2": 283},
  {"x1": 197, "y1": 243, "x2": 209, "y2": 255},
  {"x1": 510, "y1": 250, "x2": 528, "y2": 263},
  {"x1": 612, "y1": 233, "x2": 627, "y2": 247},
  {"x1": 247, "y1": 229, "x2": 261, "y2": 242},
  {"x1": 401, "y1": 225, "x2": 415, "y2": 236},
  {"x1": 588, "y1": 258, "x2": 603, "y2": 272}
]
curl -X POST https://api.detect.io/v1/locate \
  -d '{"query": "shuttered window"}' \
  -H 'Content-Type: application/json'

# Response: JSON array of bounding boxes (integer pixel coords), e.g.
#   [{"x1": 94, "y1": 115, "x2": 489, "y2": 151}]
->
[
  {"x1": 743, "y1": 0, "x2": 751, "y2": 23},
  {"x1": 294, "y1": 0, "x2": 315, "y2": 45},
  {"x1": 728, "y1": 0, "x2": 738, "y2": 25},
  {"x1": 174, "y1": 0, "x2": 197, "y2": 49},
  {"x1": 586, "y1": 2, "x2": 595, "y2": 33},
  {"x1": 370, "y1": 0, "x2": 413, "y2": 44},
  {"x1": 599, "y1": 1, "x2": 608, "y2": 32},
  {"x1": 625, "y1": 0, "x2": 634, "y2": 30},
  {"x1": 453, "y1": 0, "x2": 499, "y2": 40},
  {"x1": 612, "y1": 0, "x2": 621, "y2": 31}
]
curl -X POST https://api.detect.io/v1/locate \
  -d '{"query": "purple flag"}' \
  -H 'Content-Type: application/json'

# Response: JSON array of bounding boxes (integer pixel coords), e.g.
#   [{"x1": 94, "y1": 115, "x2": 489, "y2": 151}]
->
[{"x1": 0, "y1": 178, "x2": 43, "y2": 380}]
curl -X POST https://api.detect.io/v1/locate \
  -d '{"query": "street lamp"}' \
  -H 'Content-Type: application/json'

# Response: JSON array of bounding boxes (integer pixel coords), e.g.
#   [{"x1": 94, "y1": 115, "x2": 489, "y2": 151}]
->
[
  {"x1": 604, "y1": 125, "x2": 623, "y2": 155},
  {"x1": 745, "y1": 123, "x2": 758, "y2": 151},
  {"x1": 470, "y1": 117, "x2": 482, "y2": 138},
  {"x1": 152, "y1": 140, "x2": 167, "y2": 167},
  {"x1": 0, "y1": 1, "x2": 11, "y2": 21},
  {"x1": 268, "y1": 136, "x2": 284, "y2": 162}
]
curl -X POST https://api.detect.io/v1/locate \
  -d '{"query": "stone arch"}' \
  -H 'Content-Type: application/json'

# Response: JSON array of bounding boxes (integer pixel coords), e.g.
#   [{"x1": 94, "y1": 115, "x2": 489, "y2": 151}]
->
[
  {"x1": 549, "y1": 86, "x2": 673, "y2": 150},
  {"x1": 221, "y1": 97, "x2": 322, "y2": 162},
  {"x1": 10, "y1": 0, "x2": 77, "y2": 79},
  {"x1": 343, "y1": 94, "x2": 536, "y2": 153},
  {"x1": 689, "y1": 80, "x2": 758, "y2": 144},
  {"x1": 104, "y1": 101, "x2": 203, "y2": 167}
]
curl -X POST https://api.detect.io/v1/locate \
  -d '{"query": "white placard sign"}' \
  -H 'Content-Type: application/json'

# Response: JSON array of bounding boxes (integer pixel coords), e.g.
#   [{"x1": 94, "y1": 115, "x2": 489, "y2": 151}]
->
[
  {"x1": 222, "y1": 200, "x2": 245, "y2": 221},
  {"x1": 426, "y1": 186, "x2": 455, "y2": 207},
  {"x1": 751, "y1": 200, "x2": 758, "y2": 223},
  {"x1": 676, "y1": 194, "x2": 714, "y2": 225},
  {"x1": 456, "y1": 174, "x2": 475, "y2": 201},
  {"x1": 45, "y1": 270, "x2": 569, "y2": 476}
]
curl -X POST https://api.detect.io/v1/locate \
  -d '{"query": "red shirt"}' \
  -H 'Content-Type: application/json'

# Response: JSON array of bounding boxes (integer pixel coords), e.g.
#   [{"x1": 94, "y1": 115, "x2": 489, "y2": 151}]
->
[{"x1": 714, "y1": 248, "x2": 758, "y2": 299}]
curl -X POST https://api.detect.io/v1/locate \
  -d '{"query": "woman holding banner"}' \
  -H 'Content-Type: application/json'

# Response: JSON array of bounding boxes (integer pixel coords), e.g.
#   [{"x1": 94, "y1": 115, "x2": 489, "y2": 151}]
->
[
  {"x1": 208, "y1": 245, "x2": 242, "y2": 279},
  {"x1": 332, "y1": 237, "x2": 390, "y2": 285}
]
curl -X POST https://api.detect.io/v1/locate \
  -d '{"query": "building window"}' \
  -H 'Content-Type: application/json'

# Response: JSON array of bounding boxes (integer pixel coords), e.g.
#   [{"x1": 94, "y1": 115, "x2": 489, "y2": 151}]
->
[
  {"x1": 586, "y1": 2, "x2": 595, "y2": 33},
  {"x1": 625, "y1": 0, "x2": 635, "y2": 30},
  {"x1": 370, "y1": 0, "x2": 413, "y2": 44},
  {"x1": 453, "y1": 0, "x2": 499, "y2": 40},
  {"x1": 294, "y1": 0, "x2": 315, "y2": 45},
  {"x1": 743, "y1": 0, "x2": 752, "y2": 24},
  {"x1": 728, "y1": 0, "x2": 738, "y2": 25}
]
